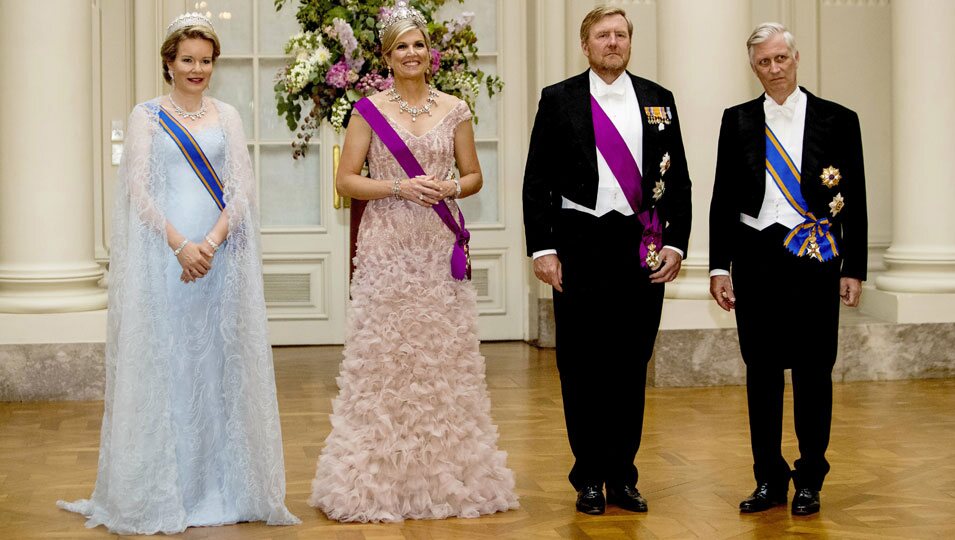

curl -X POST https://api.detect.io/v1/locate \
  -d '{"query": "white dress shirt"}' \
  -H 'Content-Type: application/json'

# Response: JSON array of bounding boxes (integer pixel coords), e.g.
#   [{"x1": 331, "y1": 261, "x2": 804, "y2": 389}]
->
[
  {"x1": 711, "y1": 88, "x2": 806, "y2": 277},
  {"x1": 533, "y1": 70, "x2": 682, "y2": 260},
  {"x1": 562, "y1": 70, "x2": 643, "y2": 217}
]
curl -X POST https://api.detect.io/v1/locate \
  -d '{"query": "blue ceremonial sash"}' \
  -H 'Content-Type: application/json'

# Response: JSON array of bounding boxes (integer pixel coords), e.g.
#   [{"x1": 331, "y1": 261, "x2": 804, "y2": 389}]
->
[
  {"x1": 156, "y1": 108, "x2": 226, "y2": 210},
  {"x1": 765, "y1": 125, "x2": 838, "y2": 261}
]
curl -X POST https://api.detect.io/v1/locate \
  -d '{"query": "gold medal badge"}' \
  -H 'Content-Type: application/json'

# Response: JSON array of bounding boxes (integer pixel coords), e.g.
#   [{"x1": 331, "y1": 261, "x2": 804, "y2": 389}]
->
[
  {"x1": 806, "y1": 235, "x2": 822, "y2": 261},
  {"x1": 645, "y1": 242, "x2": 661, "y2": 270},
  {"x1": 820, "y1": 166, "x2": 841, "y2": 188},
  {"x1": 829, "y1": 192, "x2": 844, "y2": 216}
]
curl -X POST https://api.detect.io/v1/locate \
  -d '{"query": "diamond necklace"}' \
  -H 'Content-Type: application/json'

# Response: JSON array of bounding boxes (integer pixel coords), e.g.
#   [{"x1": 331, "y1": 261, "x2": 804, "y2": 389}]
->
[
  {"x1": 387, "y1": 85, "x2": 438, "y2": 122},
  {"x1": 168, "y1": 94, "x2": 207, "y2": 121}
]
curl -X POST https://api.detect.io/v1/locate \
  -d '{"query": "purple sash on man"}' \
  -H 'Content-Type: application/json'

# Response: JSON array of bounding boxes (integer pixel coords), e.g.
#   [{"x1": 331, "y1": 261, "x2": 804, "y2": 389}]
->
[
  {"x1": 354, "y1": 97, "x2": 471, "y2": 280},
  {"x1": 590, "y1": 95, "x2": 662, "y2": 268}
]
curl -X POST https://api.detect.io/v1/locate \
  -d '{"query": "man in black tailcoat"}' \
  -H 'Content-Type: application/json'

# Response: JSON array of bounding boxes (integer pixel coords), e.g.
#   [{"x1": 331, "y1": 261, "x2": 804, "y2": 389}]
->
[
  {"x1": 523, "y1": 5, "x2": 692, "y2": 515},
  {"x1": 709, "y1": 22, "x2": 868, "y2": 516}
]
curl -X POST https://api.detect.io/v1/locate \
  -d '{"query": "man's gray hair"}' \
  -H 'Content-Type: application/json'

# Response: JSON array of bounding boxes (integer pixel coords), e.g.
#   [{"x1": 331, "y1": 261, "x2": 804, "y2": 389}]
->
[{"x1": 746, "y1": 22, "x2": 797, "y2": 66}]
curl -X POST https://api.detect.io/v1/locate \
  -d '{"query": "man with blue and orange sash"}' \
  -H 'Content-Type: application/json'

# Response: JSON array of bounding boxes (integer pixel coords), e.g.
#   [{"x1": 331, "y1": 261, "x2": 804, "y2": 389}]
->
[
  {"x1": 709, "y1": 23, "x2": 868, "y2": 516},
  {"x1": 523, "y1": 6, "x2": 692, "y2": 515}
]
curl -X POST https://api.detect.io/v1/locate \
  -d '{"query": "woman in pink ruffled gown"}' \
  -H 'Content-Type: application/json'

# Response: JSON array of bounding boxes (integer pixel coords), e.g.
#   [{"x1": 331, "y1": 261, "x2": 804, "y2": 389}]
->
[{"x1": 307, "y1": 2, "x2": 518, "y2": 523}]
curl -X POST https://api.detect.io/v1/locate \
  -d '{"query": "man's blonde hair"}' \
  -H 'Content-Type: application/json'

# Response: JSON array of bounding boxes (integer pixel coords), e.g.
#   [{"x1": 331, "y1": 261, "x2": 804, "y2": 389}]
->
[{"x1": 579, "y1": 6, "x2": 633, "y2": 43}]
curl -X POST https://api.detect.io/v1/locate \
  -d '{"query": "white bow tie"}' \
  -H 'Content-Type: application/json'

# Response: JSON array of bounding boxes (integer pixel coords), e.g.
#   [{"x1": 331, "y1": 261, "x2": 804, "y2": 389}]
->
[
  {"x1": 766, "y1": 100, "x2": 796, "y2": 120},
  {"x1": 594, "y1": 83, "x2": 626, "y2": 98}
]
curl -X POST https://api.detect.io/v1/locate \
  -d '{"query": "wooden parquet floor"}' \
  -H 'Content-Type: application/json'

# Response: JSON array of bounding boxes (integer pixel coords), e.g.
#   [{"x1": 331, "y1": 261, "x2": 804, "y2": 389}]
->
[{"x1": 2, "y1": 342, "x2": 954, "y2": 539}]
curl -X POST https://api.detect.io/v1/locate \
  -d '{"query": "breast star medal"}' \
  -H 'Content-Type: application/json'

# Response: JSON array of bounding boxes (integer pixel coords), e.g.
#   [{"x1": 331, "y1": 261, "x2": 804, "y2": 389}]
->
[
  {"x1": 645, "y1": 242, "x2": 662, "y2": 270},
  {"x1": 829, "y1": 192, "x2": 845, "y2": 216},
  {"x1": 821, "y1": 166, "x2": 841, "y2": 188},
  {"x1": 653, "y1": 152, "x2": 670, "y2": 201},
  {"x1": 659, "y1": 152, "x2": 671, "y2": 175},
  {"x1": 653, "y1": 180, "x2": 665, "y2": 201}
]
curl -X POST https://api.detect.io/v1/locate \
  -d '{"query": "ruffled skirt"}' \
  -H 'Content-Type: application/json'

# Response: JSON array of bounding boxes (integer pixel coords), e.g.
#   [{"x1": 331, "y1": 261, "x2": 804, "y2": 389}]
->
[{"x1": 309, "y1": 201, "x2": 519, "y2": 522}]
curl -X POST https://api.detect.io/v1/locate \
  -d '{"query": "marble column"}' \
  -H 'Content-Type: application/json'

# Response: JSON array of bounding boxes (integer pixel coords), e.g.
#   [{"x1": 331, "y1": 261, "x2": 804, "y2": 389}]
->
[
  {"x1": 0, "y1": 1, "x2": 106, "y2": 313},
  {"x1": 876, "y1": 0, "x2": 955, "y2": 293},
  {"x1": 655, "y1": 0, "x2": 752, "y2": 299}
]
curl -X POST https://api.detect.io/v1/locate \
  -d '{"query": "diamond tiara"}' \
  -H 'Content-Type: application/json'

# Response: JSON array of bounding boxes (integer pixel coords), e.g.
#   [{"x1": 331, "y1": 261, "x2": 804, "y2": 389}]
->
[
  {"x1": 378, "y1": 1, "x2": 427, "y2": 40},
  {"x1": 166, "y1": 12, "x2": 215, "y2": 38}
]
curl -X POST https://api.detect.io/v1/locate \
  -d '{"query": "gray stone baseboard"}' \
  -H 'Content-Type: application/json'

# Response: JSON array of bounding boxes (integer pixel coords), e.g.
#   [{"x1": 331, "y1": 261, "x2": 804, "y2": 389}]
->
[
  {"x1": 533, "y1": 298, "x2": 556, "y2": 348},
  {"x1": 530, "y1": 297, "x2": 955, "y2": 387},
  {"x1": 0, "y1": 343, "x2": 105, "y2": 401},
  {"x1": 651, "y1": 322, "x2": 955, "y2": 387},
  {"x1": 3, "y1": 321, "x2": 954, "y2": 400}
]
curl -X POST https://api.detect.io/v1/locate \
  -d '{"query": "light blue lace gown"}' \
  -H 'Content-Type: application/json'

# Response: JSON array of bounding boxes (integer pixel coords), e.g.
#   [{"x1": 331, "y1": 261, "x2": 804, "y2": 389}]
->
[
  {"x1": 159, "y1": 126, "x2": 240, "y2": 525},
  {"x1": 58, "y1": 100, "x2": 297, "y2": 535}
]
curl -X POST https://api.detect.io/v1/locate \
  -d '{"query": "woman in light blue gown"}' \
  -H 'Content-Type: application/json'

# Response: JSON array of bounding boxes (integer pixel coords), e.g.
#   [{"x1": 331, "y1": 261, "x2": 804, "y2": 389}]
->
[{"x1": 57, "y1": 13, "x2": 299, "y2": 534}]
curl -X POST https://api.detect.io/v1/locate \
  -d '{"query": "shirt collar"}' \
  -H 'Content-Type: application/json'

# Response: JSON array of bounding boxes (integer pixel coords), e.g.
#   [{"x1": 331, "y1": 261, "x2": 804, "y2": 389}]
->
[
  {"x1": 590, "y1": 69, "x2": 630, "y2": 98},
  {"x1": 764, "y1": 87, "x2": 803, "y2": 118}
]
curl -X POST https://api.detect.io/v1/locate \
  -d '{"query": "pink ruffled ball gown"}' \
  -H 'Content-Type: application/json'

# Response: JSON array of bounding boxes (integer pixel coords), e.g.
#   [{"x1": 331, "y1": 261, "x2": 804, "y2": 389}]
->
[{"x1": 308, "y1": 101, "x2": 519, "y2": 522}]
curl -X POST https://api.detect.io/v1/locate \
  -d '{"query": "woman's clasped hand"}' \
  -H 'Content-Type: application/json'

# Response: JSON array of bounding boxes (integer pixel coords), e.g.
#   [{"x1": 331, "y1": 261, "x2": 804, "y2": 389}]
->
[
  {"x1": 175, "y1": 239, "x2": 215, "y2": 283},
  {"x1": 398, "y1": 174, "x2": 458, "y2": 206}
]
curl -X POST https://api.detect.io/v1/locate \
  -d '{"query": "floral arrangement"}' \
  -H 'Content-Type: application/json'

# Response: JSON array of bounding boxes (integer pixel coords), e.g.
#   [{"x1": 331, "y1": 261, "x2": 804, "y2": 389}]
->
[{"x1": 274, "y1": 0, "x2": 504, "y2": 158}]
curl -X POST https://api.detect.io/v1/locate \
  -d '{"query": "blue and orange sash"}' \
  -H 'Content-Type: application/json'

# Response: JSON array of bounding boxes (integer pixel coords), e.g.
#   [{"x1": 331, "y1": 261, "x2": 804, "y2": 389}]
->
[
  {"x1": 156, "y1": 107, "x2": 225, "y2": 210},
  {"x1": 765, "y1": 125, "x2": 838, "y2": 261}
]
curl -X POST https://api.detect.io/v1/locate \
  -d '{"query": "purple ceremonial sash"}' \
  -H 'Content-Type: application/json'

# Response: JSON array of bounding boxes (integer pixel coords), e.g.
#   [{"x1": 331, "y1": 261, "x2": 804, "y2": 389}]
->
[
  {"x1": 591, "y1": 96, "x2": 662, "y2": 269},
  {"x1": 591, "y1": 95, "x2": 642, "y2": 212},
  {"x1": 354, "y1": 98, "x2": 471, "y2": 280}
]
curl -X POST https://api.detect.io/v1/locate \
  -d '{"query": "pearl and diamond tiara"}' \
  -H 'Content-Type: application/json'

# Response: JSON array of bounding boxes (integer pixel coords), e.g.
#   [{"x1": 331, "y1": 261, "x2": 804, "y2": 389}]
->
[
  {"x1": 166, "y1": 12, "x2": 215, "y2": 38},
  {"x1": 378, "y1": 1, "x2": 427, "y2": 40}
]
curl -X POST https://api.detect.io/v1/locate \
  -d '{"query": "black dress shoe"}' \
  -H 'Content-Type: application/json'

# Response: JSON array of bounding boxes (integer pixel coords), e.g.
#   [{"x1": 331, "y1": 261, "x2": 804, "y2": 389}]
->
[
  {"x1": 791, "y1": 488, "x2": 820, "y2": 516},
  {"x1": 739, "y1": 482, "x2": 788, "y2": 513},
  {"x1": 575, "y1": 484, "x2": 605, "y2": 515},
  {"x1": 606, "y1": 484, "x2": 648, "y2": 512}
]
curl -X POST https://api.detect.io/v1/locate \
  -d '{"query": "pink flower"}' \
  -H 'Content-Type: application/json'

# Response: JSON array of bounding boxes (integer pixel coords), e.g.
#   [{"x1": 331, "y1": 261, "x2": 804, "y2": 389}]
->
[
  {"x1": 333, "y1": 18, "x2": 364, "y2": 71},
  {"x1": 356, "y1": 72, "x2": 395, "y2": 94},
  {"x1": 431, "y1": 48, "x2": 441, "y2": 74},
  {"x1": 325, "y1": 60, "x2": 350, "y2": 89}
]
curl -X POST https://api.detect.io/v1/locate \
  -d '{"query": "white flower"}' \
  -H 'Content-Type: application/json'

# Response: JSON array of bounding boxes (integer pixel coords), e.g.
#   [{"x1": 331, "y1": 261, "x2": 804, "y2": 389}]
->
[
  {"x1": 285, "y1": 30, "x2": 323, "y2": 57},
  {"x1": 330, "y1": 96, "x2": 352, "y2": 133},
  {"x1": 312, "y1": 46, "x2": 331, "y2": 65},
  {"x1": 285, "y1": 60, "x2": 316, "y2": 94}
]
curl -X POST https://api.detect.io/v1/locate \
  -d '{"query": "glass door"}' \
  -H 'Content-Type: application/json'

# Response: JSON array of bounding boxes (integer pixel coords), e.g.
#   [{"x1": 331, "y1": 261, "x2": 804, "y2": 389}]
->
[{"x1": 204, "y1": 0, "x2": 348, "y2": 344}]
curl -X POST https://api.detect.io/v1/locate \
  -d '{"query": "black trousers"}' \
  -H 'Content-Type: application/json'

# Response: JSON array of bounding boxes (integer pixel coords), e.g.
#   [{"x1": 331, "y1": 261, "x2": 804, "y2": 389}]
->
[
  {"x1": 552, "y1": 210, "x2": 664, "y2": 490},
  {"x1": 733, "y1": 223, "x2": 840, "y2": 491}
]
